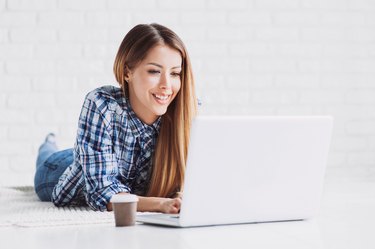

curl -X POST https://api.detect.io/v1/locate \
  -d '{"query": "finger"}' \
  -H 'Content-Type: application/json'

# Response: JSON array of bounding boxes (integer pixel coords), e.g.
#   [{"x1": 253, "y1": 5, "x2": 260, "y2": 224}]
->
[
  {"x1": 176, "y1": 198, "x2": 182, "y2": 207},
  {"x1": 173, "y1": 199, "x2": 182, "y2": 211},
  {"x1": 168, "y1": 206, "x2": 179, "y2": 214}
]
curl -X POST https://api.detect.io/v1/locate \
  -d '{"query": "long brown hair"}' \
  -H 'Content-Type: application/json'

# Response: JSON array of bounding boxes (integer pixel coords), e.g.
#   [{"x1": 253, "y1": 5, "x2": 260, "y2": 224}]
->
[{"x1": 113, "y1": 23, "x2": 197, "y2": 197}]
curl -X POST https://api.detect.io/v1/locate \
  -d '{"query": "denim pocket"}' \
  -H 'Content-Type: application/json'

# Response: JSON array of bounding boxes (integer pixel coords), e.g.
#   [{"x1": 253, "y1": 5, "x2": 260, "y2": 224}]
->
[{"x1": 44, "y1": 149, "x2": 74, "y2": 170}]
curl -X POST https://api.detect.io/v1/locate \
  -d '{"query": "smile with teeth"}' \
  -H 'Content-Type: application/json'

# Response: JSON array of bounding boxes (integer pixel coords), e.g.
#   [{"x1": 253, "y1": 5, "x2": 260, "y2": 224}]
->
[{"x1": 152, "y1": 93, "x2": 171, "y2": 102}]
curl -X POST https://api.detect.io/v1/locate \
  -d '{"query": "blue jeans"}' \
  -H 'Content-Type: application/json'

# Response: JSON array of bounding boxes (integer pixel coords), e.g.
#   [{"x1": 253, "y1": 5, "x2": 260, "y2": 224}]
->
[{"x1": 34, "y1": 140, "x2": 73, "y2": 202}]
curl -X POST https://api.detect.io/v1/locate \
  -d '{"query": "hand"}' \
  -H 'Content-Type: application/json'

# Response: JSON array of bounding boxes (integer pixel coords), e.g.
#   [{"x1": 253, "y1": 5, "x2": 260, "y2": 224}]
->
[
  {"x1": 136, "y1": 196, "x2": 182, "y2": 213},
  {"x1": 174, "y1": 191, "x2": 183, "y2": 199},
  {"x1": 159, "y1": 197, "x2": 182, "y2": 214}
]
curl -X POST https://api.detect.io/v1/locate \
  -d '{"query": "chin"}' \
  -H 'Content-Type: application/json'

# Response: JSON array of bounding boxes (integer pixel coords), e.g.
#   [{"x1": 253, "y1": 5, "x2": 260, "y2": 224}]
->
[
  {"x1": 152, "y1": 107, "x2": 168, "y2": 116},
  {"x1": 155, "y1": 109, "x2": 168, "y2": 116}
]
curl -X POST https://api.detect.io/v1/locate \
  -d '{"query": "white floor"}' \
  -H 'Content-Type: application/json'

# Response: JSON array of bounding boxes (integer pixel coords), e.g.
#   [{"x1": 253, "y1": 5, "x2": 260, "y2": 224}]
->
[{"x1": 1, "y1": 168, "x2": 375, "y2": 249}]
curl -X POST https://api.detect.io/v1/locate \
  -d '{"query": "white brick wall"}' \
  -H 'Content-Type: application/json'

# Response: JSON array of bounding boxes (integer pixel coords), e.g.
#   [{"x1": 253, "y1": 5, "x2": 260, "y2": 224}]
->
[{"x1": 0, "y1": 0, "x2": 374, "y2": 185}]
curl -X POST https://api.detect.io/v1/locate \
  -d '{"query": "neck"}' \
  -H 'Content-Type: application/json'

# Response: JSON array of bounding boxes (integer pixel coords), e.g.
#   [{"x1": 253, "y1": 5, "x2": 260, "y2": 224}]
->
[{"x1": 128, "y1": 95, "x2": 158, "y2": 125}]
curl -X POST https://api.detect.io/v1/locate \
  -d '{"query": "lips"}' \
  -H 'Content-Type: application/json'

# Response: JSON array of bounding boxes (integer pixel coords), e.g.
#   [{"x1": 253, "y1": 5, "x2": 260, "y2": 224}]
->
[
  {"x1": 152, "y1": 93, "x2": 172, "y2": 104},
  {"x1": 153, "y1": 94, "x2": 170, "y2": 100}
]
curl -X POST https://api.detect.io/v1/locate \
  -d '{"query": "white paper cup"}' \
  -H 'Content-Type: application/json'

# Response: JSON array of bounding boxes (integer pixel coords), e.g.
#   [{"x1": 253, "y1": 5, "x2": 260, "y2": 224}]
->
[{"x1": 111, "y1": 194, "x2": 138, "y2": 227}]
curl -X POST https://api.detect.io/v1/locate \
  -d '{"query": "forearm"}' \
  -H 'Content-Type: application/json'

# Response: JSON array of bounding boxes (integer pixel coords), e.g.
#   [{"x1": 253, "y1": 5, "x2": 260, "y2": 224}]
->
[
  {"x1": 106, "y1": 193, "x2": 162, "y2": 212},
  {"x1": 137, "y1": 196, "x2": 163, "y2": 212}
]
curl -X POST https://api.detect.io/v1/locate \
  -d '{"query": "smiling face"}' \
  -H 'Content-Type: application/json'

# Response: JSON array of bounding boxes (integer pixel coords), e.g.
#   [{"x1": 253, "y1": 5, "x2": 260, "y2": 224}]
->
[{"x1": 126, "y1": 45, "x2": 182, "y2": 125}]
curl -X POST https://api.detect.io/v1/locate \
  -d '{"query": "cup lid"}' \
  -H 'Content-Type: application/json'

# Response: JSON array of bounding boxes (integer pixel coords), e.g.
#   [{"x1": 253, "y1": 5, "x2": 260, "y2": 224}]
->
[{"x1": 110, "y1": 194, "x2": 138, "y2": 203}]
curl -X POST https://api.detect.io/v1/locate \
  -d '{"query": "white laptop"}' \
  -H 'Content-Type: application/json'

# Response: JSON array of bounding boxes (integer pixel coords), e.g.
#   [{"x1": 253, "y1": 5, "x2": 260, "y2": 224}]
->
[{"x1": 136, "y1": 116, "x2": 333, "y2": 227}]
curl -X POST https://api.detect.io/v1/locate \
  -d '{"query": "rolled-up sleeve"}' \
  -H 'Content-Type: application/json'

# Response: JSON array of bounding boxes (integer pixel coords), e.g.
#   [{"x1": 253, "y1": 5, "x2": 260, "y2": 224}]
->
[{"x1": 76, "y1": 94, "x2": 130, "y2": 211}]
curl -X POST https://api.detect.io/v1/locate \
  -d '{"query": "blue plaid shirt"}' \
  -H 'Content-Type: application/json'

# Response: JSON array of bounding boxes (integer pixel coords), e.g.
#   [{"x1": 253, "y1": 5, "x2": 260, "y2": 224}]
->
[{"x1": 52, "y1": 85, "x2": 161, "y2": 211}]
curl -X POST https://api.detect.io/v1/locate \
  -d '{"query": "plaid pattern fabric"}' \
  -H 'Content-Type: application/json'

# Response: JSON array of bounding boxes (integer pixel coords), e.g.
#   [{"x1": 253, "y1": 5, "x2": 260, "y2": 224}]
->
[{"x1": 52, "y1": 86, "x2": 161, "y2": 211}]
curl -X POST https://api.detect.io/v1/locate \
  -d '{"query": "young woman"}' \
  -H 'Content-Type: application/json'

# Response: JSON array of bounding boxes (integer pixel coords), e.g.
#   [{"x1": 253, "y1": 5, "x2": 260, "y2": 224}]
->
[{"x1": 34, "y1": 23, "x2": 198, "y2": 213}]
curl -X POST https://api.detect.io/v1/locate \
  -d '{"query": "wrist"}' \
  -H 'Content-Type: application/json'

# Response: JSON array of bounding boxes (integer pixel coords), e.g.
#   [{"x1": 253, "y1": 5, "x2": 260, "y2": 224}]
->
[{"x1": 106, "y1": 202, "x2": 113, "y2": 211}]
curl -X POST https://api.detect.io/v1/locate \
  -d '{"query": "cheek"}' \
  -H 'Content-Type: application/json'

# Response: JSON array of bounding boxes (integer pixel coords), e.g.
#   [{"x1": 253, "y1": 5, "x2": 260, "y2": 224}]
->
[
  {"x1": 134, "y1": 74, "x2": 158, "y2": 93},
  {"x1": 173, "y1": 80, "x2": 182, "y2": 94},
  {"x1": 145, "y1": 76, "x2": 160, "y2": 86}
]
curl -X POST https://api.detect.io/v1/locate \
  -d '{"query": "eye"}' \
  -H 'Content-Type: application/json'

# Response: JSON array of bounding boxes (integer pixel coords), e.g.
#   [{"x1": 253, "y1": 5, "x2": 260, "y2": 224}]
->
[
  {"x1": 171, "y1": 72, "x2": 181, "y2": 77},
  {"x1": 148, "y1": 69, "x2": 160, "y2": 74}
]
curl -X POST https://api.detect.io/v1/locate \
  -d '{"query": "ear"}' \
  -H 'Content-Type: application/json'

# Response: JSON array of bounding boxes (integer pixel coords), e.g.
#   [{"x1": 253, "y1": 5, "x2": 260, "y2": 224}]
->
[{"x1": 124, "y1": 65, "x2": 132, "y2": 83}]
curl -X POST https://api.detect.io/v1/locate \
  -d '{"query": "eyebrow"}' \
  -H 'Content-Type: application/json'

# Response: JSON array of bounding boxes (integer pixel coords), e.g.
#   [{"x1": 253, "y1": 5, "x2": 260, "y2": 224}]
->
[{"x1": 147, "y1": 62, "x2": 181, "y2": 69}]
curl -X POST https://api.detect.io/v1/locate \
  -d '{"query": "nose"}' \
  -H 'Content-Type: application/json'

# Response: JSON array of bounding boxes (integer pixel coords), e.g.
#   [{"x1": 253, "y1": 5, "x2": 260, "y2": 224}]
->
[{"x1": 159, "y1": 72, "x2": 171, "y2": 89}]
